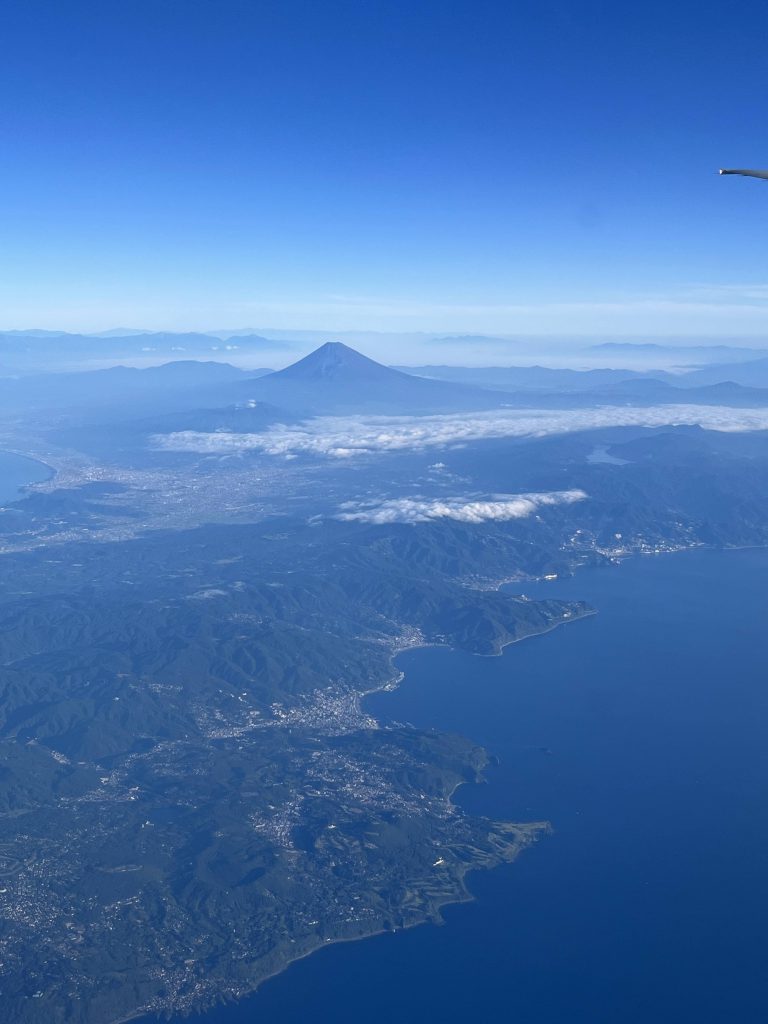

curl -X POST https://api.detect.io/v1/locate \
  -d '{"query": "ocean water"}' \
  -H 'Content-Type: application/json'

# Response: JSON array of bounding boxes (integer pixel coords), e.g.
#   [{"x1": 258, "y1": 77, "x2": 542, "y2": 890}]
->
[
  {"x1": 155, "y1": 547, "x2": 768, "y2": 1023},
  {"x1": 0, "y1": 451, "x2": 51, "y2": 503}
]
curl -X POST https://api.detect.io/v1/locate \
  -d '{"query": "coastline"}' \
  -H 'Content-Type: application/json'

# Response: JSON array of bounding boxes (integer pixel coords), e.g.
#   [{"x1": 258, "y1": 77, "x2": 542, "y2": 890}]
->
[
  {"x1": 0, "y1": 448, "x2": 56, "y2": 503},
  {"x1": 0, "y1": 447, "x2": 57, "y2": 476},
  {"x1": 82, "y1": 544, "x2": 768, "y2": 1024},
  {"x1": 55, "y1": 548, "x2": 766, "y2": 1024},
  {"x1": 127, "y1": 820, "x2": 549, "y2": 1024},
  {"x1": 127, "y1": 598, "x2": 581, "y2": 1024}
]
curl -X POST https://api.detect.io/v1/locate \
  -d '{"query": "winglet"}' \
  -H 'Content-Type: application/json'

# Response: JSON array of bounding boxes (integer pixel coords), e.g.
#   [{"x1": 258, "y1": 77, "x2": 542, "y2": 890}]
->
[{"x1": 719, "y1": 168, "x2": 768, "y2": 180}]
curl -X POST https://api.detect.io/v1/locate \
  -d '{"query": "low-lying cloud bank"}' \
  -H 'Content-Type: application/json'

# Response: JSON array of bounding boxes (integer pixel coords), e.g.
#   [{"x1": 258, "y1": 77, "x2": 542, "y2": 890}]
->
[
  {"x1": 335, "y1": 490, "x2": 587, "y2": 525},
  {"x1": 152, "y1": 404, "x2": 768, "y2": 458}
]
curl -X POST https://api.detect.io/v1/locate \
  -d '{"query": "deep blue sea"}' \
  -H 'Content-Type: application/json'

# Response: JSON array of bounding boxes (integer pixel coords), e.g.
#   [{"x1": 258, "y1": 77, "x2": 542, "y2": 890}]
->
[
  {"x1": 157, "y1": 547, "x2": 768, "y2": 1024},
  {"x1": 0, "y1": 451, "x2": 51, "y2": 503}
]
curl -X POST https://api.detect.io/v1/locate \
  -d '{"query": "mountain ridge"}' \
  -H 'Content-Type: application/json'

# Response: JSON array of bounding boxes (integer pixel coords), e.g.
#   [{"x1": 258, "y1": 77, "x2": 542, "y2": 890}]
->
[{"x1": 240, "y1": 341, "x2": 508, "y2": 414}]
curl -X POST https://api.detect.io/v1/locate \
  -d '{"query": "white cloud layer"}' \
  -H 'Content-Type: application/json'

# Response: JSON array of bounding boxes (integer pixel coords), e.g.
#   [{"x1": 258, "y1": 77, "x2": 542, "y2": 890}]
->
[
  {"x1": 153, "y1": 404, "x2": 768, "y2": 459},
  {"x1": 335, "y1": 490, "x2": 588, "y2": 525}
]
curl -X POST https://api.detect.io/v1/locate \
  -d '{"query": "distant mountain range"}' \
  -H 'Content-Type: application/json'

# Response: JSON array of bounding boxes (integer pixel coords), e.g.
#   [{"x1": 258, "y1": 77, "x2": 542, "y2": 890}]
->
[
  {"x1": 266, "y1": 344, "x2": 768, "y2": 413},
  {"x1": 397, "y1": 364, "x2": 667, "y2": 392},
  {"x1": 0, "y1": 330, "x2": 294, "y2": 373},
  {"x1": 587, "y1": 341, "x2": 768, "y2": 363},
  {"x1": 676, "y1": 356, "x2": 768, "y2": 388},
  {"x1": 5, "y1": 329, "x2": 768, "y2": 377},
  {"x1": 6, "y1": 343, "x2": 768, "y2": 458},
  {"x1": 508, "y1": 377, "x2": 768, "y2": 409},
  {"x1": 0, "y1": 361, "x2": 269, "y2": 421},
  {"x1": 229, "y1": 341, "x2": 509, "y2": 414},
  {"x1": 401, "y1": 357, "x2": 768, "y2": 394}
]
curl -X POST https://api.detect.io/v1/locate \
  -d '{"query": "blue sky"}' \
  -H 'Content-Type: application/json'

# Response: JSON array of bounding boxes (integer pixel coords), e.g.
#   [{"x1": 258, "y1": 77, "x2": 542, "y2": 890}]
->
[{"x1": 2, "y1": 0, "x2": 768, "y2": 339}]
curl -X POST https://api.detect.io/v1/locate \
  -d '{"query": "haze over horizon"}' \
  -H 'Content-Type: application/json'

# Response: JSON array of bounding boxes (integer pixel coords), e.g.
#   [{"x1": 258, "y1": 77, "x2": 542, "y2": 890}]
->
[{"x1": 6, "y1": 326, "x2": 768, "y2": 373}]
